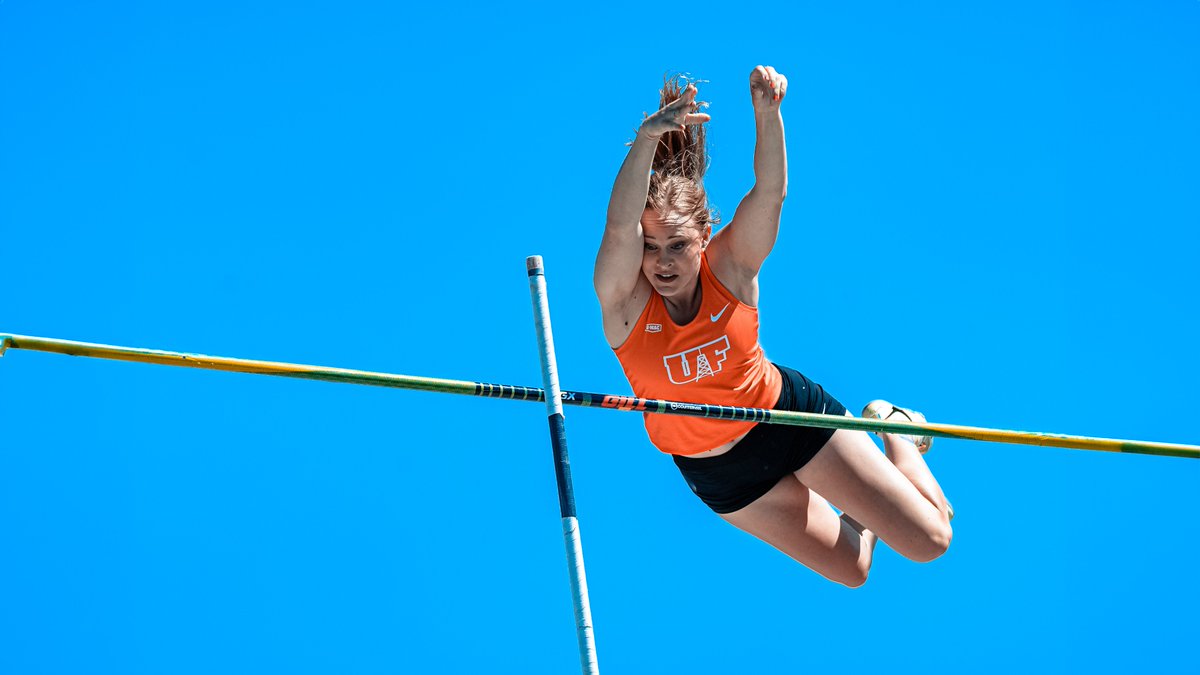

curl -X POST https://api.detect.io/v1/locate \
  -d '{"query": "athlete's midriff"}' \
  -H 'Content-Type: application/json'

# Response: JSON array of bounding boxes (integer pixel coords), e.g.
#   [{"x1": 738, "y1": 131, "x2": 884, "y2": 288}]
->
[{"x1": 613, "y1": 255, "x2": 782, "y2": 456}]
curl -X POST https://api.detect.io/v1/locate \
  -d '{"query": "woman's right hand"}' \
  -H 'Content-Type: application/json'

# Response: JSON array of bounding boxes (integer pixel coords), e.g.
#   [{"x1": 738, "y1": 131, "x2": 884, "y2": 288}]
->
[{"x1": 638, "y1": 83, "x2": 711, "y2": 140}]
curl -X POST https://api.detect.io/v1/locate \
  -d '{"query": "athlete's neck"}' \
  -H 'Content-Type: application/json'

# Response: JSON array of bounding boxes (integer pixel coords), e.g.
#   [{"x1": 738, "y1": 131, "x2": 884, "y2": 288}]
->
[{"x1": 662, "y1": 280, "x2": 703, "y2": 325}]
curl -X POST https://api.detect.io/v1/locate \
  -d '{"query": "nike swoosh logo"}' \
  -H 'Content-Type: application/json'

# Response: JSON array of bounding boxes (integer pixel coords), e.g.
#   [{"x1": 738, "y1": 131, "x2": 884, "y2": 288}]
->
[{"x1": 710, "y1": 304, "x2": 730, "y2": 322}]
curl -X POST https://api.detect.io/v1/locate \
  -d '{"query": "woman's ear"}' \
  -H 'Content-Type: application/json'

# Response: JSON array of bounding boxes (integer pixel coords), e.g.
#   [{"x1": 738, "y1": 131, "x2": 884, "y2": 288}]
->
[{"x1": 702, "y1": 224, "x2": 713, "y2": 247}]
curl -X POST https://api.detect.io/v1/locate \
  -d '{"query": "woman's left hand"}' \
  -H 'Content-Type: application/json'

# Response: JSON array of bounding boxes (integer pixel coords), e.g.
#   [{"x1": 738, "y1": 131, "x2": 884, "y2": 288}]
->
[{"x1": 749, "y1": 65, "x2": 788, "y2": 113}]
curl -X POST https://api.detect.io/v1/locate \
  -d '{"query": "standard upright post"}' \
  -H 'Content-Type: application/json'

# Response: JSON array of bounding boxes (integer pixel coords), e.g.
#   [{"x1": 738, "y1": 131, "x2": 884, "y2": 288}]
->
[{"x1": 526, "y1": 256, "x2": 599, "y2": 675}]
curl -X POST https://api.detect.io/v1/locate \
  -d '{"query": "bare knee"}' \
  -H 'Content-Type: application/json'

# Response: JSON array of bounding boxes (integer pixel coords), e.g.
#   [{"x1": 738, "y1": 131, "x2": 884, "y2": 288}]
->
[
  {"x1": 909, "y1": 520, "x2": 953, "y2": 563},
  {"x1": 827, "y1": 555, "x2": 871, "y2": 588},
  {"x1": 839, "y1": 564, "x2": 870, "y2": 589}
]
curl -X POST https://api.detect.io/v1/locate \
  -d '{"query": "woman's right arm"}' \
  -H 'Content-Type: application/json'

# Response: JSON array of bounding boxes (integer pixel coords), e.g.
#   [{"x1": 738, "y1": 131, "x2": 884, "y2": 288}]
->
[
  {"x1": 594, "y1": 84, "x2": 710, "y2": 311},
  {"x1": 593, "y1": 131, "x2": 659, "y2": 310}
]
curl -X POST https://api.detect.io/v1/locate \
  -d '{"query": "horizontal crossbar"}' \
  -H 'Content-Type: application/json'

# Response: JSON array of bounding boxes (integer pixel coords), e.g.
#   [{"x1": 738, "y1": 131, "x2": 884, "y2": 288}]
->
[{"x1": 2, "y1": 333, "x2": 1196, "y2": 459}]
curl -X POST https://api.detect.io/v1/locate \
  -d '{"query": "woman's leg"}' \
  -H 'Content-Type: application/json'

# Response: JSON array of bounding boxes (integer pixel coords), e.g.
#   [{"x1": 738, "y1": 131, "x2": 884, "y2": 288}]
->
[
  {"x1": 795, "y1": 426, "x2": 952, "y2": 563},
  {"x1": 880, "y1": 429, "x2": 953, "y2": 522},
  {"x1": 720, "y1": 474, "x2": 877, "y2": 587}
]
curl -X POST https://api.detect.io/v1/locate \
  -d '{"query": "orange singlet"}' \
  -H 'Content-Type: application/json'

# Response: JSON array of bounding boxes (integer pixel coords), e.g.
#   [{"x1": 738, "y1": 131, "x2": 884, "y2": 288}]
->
[{"x1": 613, "y1": 254, "x2": 782, "y2": 456}]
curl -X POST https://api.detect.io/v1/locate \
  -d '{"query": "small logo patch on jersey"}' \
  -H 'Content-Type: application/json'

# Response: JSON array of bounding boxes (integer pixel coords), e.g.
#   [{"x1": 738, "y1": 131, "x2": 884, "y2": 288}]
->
[
  {"x1": 645, "y1": 323, "x2": 662, "y2": 333},
  {"x1": 710, "y1": 303, "x2": 730, "y2": 322}
]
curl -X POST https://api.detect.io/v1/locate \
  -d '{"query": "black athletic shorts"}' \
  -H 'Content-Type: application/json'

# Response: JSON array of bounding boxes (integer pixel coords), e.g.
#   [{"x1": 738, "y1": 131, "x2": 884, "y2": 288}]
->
[{"x1": 672, "y1": 364, "x2": 847, "y2": 514}]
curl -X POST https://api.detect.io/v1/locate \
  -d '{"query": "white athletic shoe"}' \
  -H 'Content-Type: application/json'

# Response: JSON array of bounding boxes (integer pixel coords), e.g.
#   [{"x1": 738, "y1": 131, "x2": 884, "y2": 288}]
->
[{"x1": 861, "y1": 399, "x2": 933, "y2": 454}]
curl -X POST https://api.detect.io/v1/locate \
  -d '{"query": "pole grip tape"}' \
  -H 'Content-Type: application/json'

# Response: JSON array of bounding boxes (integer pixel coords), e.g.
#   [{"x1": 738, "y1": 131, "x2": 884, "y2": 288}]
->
[{"x1": 547, "y1": 412, "x2": 577, "y2": 518}]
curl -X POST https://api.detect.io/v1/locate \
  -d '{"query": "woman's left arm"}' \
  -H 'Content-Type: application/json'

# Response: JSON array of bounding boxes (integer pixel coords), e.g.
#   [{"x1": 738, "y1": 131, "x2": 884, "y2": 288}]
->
[{"x1": 710, "y1": 65, "x2": 788, "y2": 283}]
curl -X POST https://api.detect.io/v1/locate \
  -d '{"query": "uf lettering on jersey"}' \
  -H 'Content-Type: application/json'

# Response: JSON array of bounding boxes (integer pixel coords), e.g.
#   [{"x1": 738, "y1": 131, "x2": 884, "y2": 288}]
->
[{"x1": 663, "y1": 335, "x2": 731, "y2": 385}]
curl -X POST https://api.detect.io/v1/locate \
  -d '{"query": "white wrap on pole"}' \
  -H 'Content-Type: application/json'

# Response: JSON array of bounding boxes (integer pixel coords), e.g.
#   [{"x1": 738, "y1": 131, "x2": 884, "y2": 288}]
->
[{"x1": 562, "y1": 516, "x2": 597, "y2": 674}]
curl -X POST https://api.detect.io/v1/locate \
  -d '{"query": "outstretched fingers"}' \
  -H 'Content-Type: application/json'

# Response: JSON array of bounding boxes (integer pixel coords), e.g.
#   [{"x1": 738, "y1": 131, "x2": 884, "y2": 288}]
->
[
  {"x1": 642, "y1": 83, "x2": 712, "y2": 136},
  {"x1": 672, "y1": 84, "x2": 711, "y2": 127}
]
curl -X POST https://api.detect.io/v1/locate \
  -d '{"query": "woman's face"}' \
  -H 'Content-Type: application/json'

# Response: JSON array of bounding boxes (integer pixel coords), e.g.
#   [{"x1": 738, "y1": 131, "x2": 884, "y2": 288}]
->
[{"x1": 640, "y1": 208, "x2": 710, "y2": 299}]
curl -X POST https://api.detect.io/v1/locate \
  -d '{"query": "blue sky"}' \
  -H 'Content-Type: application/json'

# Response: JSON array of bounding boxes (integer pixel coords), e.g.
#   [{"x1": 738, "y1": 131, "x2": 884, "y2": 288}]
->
[{"x1": 2, "y1": 2, "x2": 1198, "y2": 673}]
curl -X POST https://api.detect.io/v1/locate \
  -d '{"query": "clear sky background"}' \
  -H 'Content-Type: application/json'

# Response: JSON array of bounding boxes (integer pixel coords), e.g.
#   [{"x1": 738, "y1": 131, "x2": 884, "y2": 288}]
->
[{"x1": 2, "y1": 2, "x2": 1198, "y2": 673}]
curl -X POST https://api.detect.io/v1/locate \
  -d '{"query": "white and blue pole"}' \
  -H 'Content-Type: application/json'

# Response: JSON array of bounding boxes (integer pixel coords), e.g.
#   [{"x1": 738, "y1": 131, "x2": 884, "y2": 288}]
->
[{"x1": 526, "y1": 255, "x2": 599, "y2": 675}]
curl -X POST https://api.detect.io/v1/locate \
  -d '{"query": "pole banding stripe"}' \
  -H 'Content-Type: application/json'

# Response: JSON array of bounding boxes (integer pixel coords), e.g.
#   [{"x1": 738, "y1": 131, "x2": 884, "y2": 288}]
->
[
  {"x1": 526, "y1": 254, "x2": 544, "y2": 277},
  {"x1": 2, "y1": 333, "x2": 1197, "y2": 459},
  {"x1": 548, "y1": 413, "x2": 576, "y2": 518}
]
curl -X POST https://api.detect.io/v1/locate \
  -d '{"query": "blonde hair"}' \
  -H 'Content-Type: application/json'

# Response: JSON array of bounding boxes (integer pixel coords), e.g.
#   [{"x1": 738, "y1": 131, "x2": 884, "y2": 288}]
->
[{"x1": 645, "y1": 75, "x2": 720, "y2": 232}]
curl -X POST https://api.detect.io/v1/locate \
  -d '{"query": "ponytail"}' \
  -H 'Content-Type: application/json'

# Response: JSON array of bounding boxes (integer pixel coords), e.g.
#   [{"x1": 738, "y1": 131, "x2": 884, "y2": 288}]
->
[
  {"x1": 650, "y1": 75, "x2": 709, "y2": 182},
  {"x1": 644, "y1": 75, "x2": 720, "y2": 230}
]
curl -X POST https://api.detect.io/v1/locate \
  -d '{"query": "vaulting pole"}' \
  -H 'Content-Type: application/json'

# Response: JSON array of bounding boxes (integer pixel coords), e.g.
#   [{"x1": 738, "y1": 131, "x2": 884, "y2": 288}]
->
[
  {"x1": 526, "y1": 255, "x2": 599, "y2": 675},
  {"x1": 1, "y1": 333, "x2": 1197, "y2": 459}
]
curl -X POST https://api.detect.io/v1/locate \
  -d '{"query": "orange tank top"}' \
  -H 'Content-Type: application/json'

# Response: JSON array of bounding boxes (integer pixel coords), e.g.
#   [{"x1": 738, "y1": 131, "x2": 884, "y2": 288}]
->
[{"x1": 613, "y1": 254, "x2": 782, "y2": 455}]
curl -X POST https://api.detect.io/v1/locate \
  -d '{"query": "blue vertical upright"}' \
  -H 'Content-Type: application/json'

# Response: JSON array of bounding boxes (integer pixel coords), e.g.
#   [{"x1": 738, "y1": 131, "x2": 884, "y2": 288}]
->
[{"x1": 525, "y1": 255, "x2": 599, "y2": 675}]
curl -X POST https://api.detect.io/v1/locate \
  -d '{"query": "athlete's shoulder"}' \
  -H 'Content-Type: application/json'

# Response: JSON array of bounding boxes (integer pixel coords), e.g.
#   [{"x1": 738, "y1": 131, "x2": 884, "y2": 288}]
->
[{"x1": 703, "y1": 239, "x2": 759, "y2": 307}]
